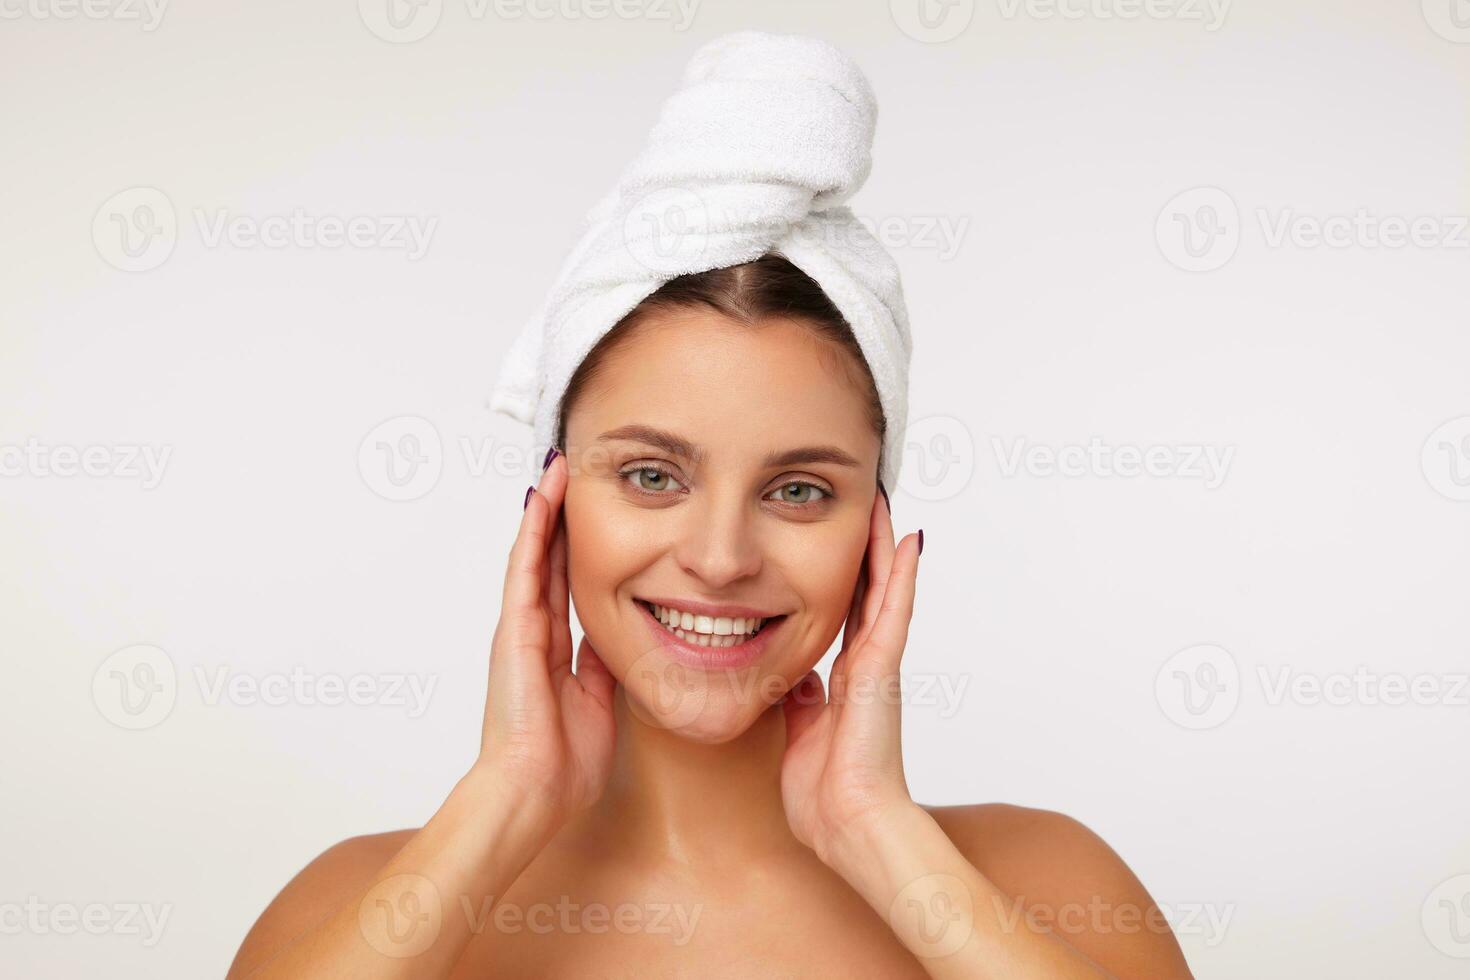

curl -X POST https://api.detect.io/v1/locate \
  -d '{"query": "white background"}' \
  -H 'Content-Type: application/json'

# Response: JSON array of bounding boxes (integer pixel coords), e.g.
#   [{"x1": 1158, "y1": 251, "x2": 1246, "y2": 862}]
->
[{"x1": 2, "y1": 0, "x2": 1468, "y2": 976}]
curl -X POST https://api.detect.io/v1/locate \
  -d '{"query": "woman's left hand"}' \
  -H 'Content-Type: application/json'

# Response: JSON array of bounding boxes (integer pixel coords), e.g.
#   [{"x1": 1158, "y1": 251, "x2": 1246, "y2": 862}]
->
[
  {"x1": 779, "y1": 486, "x2": 923, "y2": 865},
  {"x1": 778, "y1": 494, "x2": 1179, "y2": 980}
]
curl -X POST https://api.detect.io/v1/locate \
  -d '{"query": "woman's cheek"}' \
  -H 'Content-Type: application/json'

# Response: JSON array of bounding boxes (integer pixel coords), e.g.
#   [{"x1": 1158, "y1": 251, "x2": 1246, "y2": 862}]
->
[
  {"x1": 565, "y1": 479, "x2": 652, "y2": 553},
  {"x1": 563, "y1": 485, "x2": 659, "y2": 671},
  {"x1": 771, "y1": 520, "x2": 870, "y2": 663}
]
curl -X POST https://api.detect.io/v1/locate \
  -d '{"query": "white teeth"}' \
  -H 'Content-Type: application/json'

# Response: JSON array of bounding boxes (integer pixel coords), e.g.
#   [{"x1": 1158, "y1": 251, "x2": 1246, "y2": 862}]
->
[
  {"x1": 679, "y1": 625, "x2": 739, "y2": 648},
  {"x1": 650, "y1": 603, "x2": 764, "y2": 636},
  {"x1": 648, "y1": 601, "x2": 769, "y2": 646}
]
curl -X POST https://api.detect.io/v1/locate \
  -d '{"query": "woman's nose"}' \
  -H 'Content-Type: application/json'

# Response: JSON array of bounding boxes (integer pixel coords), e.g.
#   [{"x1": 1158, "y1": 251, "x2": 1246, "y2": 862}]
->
[{"x1": 671, "y1": 489, "x2": 763, "y2": 588}]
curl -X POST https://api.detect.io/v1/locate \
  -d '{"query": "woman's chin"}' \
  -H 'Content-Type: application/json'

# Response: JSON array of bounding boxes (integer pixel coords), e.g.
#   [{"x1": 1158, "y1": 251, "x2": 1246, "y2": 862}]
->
[{"x1": 621, "y1": 679, "x2": 780, "y2": 743}]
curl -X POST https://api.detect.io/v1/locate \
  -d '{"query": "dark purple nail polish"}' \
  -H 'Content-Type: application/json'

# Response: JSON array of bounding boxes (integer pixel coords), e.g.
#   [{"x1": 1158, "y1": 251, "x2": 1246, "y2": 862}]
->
[
  {"x1": 523, "y1": 485, "x2": 534, "y2": 510},
  {"x1": 542, "y1": 446, "x2": 560, "y2": 472},
  {"x1": 917, "y1": 528, "x2": 924, "y2": 555},
  {"x1": 877, "y1": 478, "x2": 891, "y2": 513}
]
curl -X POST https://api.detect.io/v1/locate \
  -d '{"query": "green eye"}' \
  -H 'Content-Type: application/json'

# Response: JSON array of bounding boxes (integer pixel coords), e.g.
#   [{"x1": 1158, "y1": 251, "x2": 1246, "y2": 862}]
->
[
  {"x1": 621, "y1": 466, "x2": 829, "y2": 505},
  {"x1": 769, "y1": 481, "x2": 827, "y2": 504},
  {"x1": 623, "y1": 466, "x2": 684, "y2": 494}
]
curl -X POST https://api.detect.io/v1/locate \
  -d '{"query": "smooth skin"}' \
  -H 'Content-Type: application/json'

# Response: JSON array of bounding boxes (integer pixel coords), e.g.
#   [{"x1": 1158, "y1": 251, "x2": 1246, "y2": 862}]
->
[{"x1": 226, "y1": 313, "x2": 1194, "y2": 979}]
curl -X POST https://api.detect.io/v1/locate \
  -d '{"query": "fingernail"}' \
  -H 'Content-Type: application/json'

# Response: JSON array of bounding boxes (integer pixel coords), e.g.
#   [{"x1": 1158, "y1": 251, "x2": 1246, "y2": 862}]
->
[
  {"x1": 917, "y1": 528, "x2": 924, "y2": 555},
  {"x1": 542, "y1": 446, "x2": 560, "y2": 472},
  {"x1": 877, "y1": 478, "x2": 891, "y2": 513},
  {"x1": 523, "y1": 485, "x2": 535, "y2": 510}
]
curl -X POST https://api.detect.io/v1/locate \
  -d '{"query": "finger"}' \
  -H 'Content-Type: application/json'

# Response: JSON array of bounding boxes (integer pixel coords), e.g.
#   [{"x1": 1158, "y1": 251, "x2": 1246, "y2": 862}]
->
[
  {"x1": 854, "y1": 489, "x2": 897, "y2": 651},
  {"x1": 832, "y1": 555, "x2": 867, "y2": 696},
  {"x1": 546, "y1": 512, "x2": 574, "y2": 675},
  {"x1": 780, "y1": 670, "x2": 827, "y2": 747},
  {"x1": 501, "y1": 452, "x2": 569, "y2": 618},
  {"x1": 839, "y1": 552, "x2": 868, "y2": 657},
  {"x1": 856, "y1": 531, "x2": 921, "y2": 677}
]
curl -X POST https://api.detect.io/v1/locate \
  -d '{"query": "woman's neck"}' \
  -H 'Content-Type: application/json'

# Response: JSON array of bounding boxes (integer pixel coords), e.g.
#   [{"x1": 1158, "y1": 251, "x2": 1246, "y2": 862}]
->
[{"x1": 563, "y1": 685, "x2": 807, "y2": 871}]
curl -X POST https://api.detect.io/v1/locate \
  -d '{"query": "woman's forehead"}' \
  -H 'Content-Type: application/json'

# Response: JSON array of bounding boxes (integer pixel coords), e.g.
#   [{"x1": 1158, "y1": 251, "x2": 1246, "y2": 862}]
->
[
  {"x1": 575, "y1": 315, "x2": 876, "y2": 450},
  {"x1": 608, "y1": 311, "x2": 866, "y2": 395}
]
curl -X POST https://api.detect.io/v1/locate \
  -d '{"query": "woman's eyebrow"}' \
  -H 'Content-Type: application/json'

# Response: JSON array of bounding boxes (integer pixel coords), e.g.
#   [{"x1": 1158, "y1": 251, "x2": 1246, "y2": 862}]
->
[
  {"x1": 596, "y1": 424, "x2": 859, "y2": 468},
  {"x1": 597, "y1": 424, "x2": 706, "y2": 462},
  {"x1": 763, "y1": 445, "x2": 861, "y2": 468}
]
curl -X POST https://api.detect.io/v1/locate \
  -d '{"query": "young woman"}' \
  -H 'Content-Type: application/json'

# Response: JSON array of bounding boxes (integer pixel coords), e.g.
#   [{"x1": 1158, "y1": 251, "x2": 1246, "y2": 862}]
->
[{"x1": 225, "y1": 254, "x2": 1193, "y2": 978}]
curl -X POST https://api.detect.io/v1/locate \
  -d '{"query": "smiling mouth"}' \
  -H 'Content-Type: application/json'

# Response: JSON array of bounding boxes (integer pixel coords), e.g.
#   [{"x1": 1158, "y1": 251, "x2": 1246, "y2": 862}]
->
[{"x1": 635, "y1": 599, "x2": 783, "y2": 649}]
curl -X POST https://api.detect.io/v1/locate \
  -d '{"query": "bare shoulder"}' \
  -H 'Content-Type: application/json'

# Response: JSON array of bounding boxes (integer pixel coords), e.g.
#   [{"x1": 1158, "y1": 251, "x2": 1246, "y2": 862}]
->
[
  {"x1": 922, "y1": 802, "x2": 1132, "y2": 893},
  {"x1": 922, "y1": 802, "x2": 1194, "y2": 979},
  {"x1": 225, "y1": 829, "x2": 419, "y2": 979}
]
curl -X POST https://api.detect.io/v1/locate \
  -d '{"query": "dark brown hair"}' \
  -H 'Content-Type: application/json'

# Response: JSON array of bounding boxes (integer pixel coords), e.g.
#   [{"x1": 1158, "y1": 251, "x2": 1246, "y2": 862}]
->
[{"x1": 554, "y1": 252, "x2": 885, "y2": 469}]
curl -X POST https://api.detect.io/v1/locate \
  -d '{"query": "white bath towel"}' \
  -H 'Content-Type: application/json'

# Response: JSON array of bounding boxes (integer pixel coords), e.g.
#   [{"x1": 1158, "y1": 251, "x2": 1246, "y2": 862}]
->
[{"x1": 490, "y1": 30, "x2": 913, "y2": 490}]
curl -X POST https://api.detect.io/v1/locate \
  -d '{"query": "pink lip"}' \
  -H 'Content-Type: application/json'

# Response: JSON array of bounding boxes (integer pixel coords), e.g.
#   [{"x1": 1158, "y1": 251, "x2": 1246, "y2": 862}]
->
[
  {"x1": 634, "y1": 599, "x2": 785, "y2": 671},
  {"x1": 635, "y1": 595, "x2": 782, "y2": 621}
]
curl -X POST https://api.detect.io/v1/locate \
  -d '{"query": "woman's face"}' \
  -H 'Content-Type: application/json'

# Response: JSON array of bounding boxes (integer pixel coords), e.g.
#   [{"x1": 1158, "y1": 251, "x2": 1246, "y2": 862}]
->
[{"x1": 561, "y1": 308, "x2": 881, "y2": 743}]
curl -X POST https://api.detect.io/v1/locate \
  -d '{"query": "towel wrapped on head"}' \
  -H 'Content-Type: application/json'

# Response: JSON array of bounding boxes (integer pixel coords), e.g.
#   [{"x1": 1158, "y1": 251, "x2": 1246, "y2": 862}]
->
[{"x1": 490, "y1": 30, "x2": 913, "y2": 491}]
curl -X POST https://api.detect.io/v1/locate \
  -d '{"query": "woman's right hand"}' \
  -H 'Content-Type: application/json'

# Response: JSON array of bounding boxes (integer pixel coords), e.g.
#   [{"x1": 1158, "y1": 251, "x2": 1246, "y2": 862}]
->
[
  {"x1": 478, "y1": 450, "x2": 617, "y2": 824},
  {"x1": 227, "y1": 451, "x2": 617, "y2": 980}
]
